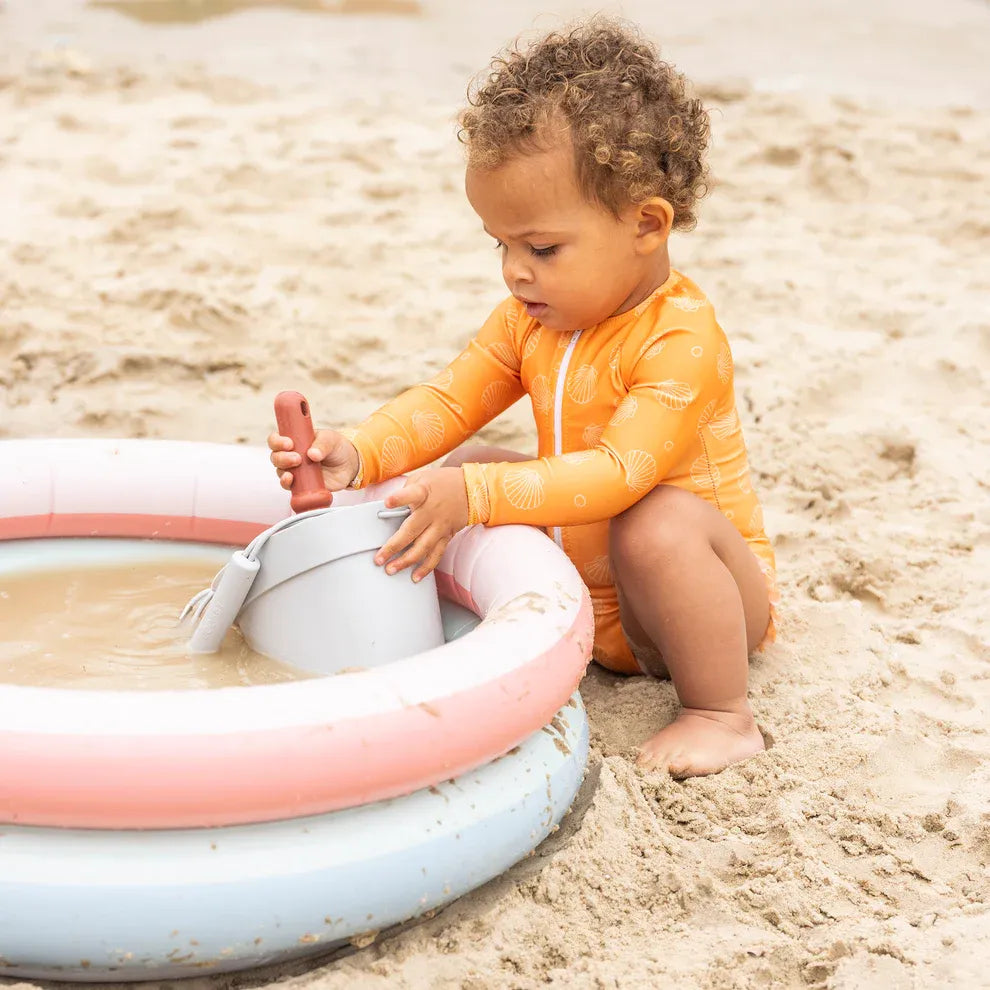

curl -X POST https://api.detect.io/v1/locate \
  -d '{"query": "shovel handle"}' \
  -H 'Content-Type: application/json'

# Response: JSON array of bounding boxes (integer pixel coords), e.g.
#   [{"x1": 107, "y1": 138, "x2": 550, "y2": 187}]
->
[{"x1": 274, "y1": 391, "x2": 333, "y2": 512}]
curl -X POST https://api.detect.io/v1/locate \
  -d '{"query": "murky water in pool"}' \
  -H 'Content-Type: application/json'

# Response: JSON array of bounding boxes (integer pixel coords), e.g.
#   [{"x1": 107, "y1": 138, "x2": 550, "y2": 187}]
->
[
  {"x1": 88, "y1": 0, "x2": 421, "y2": 25},
  {"x1": 0, "y1": 559, "x2": 314, "y2": 690}
]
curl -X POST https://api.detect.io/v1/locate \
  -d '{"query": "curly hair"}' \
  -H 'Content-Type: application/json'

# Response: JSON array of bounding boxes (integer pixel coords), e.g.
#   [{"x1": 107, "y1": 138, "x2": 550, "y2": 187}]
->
[{"x1": 458, "y1": 18, "x2": 711, "y2": 230}]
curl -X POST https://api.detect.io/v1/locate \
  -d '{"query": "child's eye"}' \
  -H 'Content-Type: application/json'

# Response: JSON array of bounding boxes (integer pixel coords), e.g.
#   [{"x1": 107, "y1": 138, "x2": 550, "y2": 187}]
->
[{"x1": 530, "y1": 245, "x2": 558, "y2": 258}]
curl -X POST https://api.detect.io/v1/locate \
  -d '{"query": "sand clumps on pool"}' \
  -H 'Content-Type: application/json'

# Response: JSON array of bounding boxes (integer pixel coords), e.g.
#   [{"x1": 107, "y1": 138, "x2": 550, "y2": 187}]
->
[{"x1": 1, "y1": 0, "x2": 989, "y2": 986}]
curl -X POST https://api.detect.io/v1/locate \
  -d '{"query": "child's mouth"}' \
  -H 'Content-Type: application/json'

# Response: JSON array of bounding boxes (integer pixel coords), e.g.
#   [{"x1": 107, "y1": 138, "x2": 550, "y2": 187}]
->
[{"x1": 524, "y1": 302, "x2": 547, "y2": 318}]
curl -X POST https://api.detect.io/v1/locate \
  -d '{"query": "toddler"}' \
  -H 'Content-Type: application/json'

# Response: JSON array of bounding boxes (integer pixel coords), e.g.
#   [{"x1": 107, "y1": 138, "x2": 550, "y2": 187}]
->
[{"x1": 269, "y1": 18, "x2": 778, "y2": 778}]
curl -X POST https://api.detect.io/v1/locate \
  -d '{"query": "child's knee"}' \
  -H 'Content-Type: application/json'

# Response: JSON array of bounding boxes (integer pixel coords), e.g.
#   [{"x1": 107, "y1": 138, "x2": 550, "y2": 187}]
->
[
  {"x1": 442, "y1": 445, "x2": 529, "y2": 468},
  {"x1": 610, "y1": 485, "x2": 706, "y2": 569},
  {"x1": 442, "y1": 445, "x2": 493, "y2": 468}
]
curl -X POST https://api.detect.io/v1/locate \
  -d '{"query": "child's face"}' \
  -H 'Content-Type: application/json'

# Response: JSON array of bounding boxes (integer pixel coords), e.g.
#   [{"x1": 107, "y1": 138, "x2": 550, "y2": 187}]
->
[{"x1": 465, "y1": 143, "x2": 665, "y2": 331}]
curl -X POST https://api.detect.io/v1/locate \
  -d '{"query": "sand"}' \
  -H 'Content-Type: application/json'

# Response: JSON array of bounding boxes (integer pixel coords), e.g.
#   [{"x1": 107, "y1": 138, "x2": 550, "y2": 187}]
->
[{"x1": 2, "y1": 0, "x2": 989, "y2": 986}]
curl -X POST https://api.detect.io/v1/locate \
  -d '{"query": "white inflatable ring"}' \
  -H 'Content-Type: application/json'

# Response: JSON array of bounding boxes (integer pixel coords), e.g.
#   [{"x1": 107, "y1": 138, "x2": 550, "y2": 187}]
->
[
  {"x1": 0, "y1": 694, "x2": 588, "y2": 981},
  {"x1": 0, "y1": 439, "x2": 593, "y2": 829}
]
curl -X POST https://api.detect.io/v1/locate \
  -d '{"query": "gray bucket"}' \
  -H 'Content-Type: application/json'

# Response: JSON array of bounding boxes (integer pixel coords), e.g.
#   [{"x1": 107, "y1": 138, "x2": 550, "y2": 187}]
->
[{"x1": 236, "y1": 501, "x2": 445, "y2": 676}]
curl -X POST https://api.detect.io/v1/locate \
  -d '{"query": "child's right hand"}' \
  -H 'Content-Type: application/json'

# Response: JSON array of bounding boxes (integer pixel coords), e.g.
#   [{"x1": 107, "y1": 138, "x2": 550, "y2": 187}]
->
[{"x1": 267, "y1": 429, "x2": 361, "y2": 492}]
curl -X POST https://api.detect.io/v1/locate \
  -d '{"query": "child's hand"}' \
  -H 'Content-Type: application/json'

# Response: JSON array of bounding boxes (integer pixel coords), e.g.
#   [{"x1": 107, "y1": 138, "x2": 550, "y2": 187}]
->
[
  {"x1": 267, "y1": 429, "x2": 360, "y2": 492},
  {"x1": 374, "y1": 467, "x2": 469, "y2": 582}
]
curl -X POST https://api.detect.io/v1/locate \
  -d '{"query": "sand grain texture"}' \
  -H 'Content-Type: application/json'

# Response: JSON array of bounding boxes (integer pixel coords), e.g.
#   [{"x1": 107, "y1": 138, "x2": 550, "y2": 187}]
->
[{"x1": 1, "y1": 1, "x2": 989, "y2": 987}]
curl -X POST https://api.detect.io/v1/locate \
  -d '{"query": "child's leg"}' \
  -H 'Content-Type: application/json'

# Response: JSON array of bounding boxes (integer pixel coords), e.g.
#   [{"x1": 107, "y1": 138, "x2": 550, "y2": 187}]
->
[
  {"x1": 610, "y1": 484, "x2": 770, "y2": 778},
  {"x1": 442, "y1": 445, "x2": 531, "y2": 468}
]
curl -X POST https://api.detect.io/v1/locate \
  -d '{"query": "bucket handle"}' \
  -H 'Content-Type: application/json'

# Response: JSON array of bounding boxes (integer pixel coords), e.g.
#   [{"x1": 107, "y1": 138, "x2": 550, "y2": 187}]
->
[{"x1": 377, "y1": 507, "x2": 411, "y2": 520}]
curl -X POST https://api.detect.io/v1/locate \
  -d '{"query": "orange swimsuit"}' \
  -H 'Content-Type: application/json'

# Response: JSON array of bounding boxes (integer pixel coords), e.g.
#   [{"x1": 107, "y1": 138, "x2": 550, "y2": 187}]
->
[{"x1": 348, "y1": 270, "x2": 778, "y2": 674}]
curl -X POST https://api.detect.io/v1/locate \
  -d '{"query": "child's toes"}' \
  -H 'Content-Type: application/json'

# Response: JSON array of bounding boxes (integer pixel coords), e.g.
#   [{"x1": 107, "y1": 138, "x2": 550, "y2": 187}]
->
[
  {"x1": 635, "y1": 739, "x2": 679, "y2": 772},
  {"x1": 666, "y1": 753, "x2": 695, "y2": 778},
  {"x1": 635, "y1": 711, "x2": 765, "y2": 778}
]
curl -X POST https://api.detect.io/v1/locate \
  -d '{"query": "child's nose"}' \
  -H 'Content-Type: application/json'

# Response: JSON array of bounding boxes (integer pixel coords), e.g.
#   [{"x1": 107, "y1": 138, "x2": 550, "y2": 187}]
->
[{"x1": 502, "y1": 254, "x2": 534, "y2": 285}]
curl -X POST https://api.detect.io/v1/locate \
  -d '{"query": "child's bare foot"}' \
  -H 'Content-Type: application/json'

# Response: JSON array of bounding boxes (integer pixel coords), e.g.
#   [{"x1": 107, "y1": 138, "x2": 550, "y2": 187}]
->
[{"x1": 636, "y1": 705, "x2": 765, "y2": 778}]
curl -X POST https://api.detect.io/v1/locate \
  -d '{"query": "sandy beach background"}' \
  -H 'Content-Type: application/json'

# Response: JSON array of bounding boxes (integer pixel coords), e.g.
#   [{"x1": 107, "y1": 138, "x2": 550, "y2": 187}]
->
[{"x1": 2, "y1": 0, "x2": 989, "y2": 986}]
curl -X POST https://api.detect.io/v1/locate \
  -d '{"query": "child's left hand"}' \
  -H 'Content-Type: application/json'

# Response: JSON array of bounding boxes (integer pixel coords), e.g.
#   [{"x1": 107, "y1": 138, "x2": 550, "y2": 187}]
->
[{"x1": 374, "y1": 467, "x2": 470, "y2": 582}]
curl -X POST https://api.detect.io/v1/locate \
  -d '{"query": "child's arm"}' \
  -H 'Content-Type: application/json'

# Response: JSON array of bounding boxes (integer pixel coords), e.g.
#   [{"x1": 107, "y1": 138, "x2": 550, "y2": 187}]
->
[
  {"x1": 462, "y1": 324, "x2": 728, "y2": 527},
  {"x1": 269, "y1": 300, "x2": 524, "y2": 496},
  {"x1": 346, "y1": 299, "x2": 525, "y2": 487}
]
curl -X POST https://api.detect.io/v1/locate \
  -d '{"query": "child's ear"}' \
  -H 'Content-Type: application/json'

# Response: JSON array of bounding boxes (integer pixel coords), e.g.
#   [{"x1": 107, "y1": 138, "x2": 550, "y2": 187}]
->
[{"x1": 633, "y1": 198, "x2": 674, "y2": 253}]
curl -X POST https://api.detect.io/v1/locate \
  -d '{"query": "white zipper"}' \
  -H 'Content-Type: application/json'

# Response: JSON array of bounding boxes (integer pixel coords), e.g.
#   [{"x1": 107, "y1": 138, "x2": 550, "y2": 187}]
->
[{"x1": 551, "y1": 329, "x2": 583, "y2": 547}]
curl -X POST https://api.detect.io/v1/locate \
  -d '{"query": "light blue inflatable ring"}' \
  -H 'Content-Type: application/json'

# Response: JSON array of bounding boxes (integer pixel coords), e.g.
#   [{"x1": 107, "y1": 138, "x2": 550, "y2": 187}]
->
[{"x1": 0, "y1": 693, "x2": 587, "y2": 981}]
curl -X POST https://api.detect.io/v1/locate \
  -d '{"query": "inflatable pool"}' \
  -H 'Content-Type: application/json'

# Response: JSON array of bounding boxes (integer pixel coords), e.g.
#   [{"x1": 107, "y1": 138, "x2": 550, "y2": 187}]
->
[{"x1": 0, "y1": 438, "x2": 594, "y2": 980}]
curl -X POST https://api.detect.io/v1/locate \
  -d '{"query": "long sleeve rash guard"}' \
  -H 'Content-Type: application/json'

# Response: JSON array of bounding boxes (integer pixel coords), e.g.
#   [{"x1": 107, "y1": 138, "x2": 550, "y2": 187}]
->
[{"x1": 347, "y1": 270, "x2": 777, "y2": 671}]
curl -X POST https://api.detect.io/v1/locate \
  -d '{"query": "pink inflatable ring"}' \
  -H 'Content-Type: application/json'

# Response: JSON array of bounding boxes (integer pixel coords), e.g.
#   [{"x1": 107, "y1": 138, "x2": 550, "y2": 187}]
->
[{"x1": 0, "y1": 439, "x2": 593, "y2": 829}]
